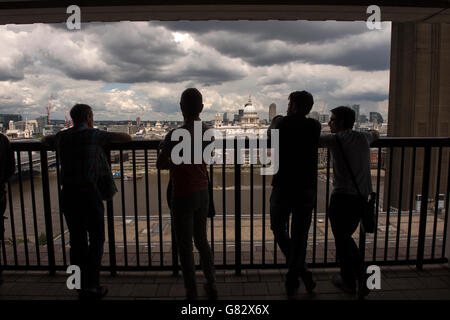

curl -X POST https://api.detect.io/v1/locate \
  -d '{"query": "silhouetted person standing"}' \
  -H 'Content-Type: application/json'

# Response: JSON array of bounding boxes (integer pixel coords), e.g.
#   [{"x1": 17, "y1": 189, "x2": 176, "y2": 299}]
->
[
  {"x1": 270, "y1": 91, "x2": 321, "y2": 296},
  {"x1": 43, "y1": 104, "x2": 131, "y2": 299},
  {"x1": 0, "y1": 133, "x2": 15, "y2": 285},
  {"x1": 319, "y1": 106, "x2": 379, "y2": 299},
  {"x1": 157, "y1": 88, "x2": 217, "y2": 300}
]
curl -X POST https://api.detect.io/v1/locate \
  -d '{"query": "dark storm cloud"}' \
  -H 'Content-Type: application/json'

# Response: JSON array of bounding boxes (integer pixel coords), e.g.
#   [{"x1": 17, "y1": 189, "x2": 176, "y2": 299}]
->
[
  {"x1": 160, "y1": 21, "x2": 390, "y2": 71},
  {"x1": 198, "y1": 31, "x2": 389, "y2": 71},
  {"x1": 40, "y1": 22, "x2": 248, "y2": 84},
  {"x1": 0, "y1": 69, "x2": 24, "y2": 81},
  {"x1": 99, "y1": 23, "x2": 183, "y2": 66},
  {"x1": 171, "y1": 64, "x2": 245, "y2": 85},
  {"x1": 96, "y1": 64, "x2": 245, "y2": 85},
  {"x1": 149, "y1": 98, "x2": 180, "y2": 114},
  {"x1": 315, "y1": 41, "x2": 390, "y2": 71},
  {"x1": 0, "y1": 55, "x2": 34, "y2": 81},
  {"x1": 0, "y1": 103, "x2": 37, "y2": 114},
  {"x1": 159, "y1": 21, "x2": 367, "y2": 45},
  {"x1": 150, "y1": 98, "x2": 219, "y2": 116},
  {"x1": 333, "y1": 91, "x2": 388, "y2": 102}
]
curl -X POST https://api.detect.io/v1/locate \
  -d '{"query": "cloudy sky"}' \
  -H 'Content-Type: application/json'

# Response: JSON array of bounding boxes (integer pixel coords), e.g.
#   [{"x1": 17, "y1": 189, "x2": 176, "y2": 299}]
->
[{"x1": 0, "y1": 20, "x2": 391, "y2": 121}]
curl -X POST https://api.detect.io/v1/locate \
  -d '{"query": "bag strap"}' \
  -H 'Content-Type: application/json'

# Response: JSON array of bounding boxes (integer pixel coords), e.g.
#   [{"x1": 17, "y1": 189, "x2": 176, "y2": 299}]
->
[{"x1": 335, "y1": 134, "x2": 363, "y2": 198}]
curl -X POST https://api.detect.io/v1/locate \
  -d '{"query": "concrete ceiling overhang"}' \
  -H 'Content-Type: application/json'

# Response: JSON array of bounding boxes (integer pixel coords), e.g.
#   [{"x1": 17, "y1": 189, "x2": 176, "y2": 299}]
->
[{"x1": 0, "y1": 0, "x2": 449, "y2": 25}]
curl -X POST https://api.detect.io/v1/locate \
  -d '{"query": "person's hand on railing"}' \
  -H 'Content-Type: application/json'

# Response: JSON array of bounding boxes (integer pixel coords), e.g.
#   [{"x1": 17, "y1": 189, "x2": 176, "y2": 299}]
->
[
  {"x1": 41, "y1": 134, "x2": 56, "y2": 147},
  {"x1": 108, "y1": 132, "x2": 132, "y2": 143},
  {"x1": 156, "y1": 139, "x2": 171, "y2": 170},
  {"x1": 369, "y1": 130, "x2": 380, "y2": 140}
]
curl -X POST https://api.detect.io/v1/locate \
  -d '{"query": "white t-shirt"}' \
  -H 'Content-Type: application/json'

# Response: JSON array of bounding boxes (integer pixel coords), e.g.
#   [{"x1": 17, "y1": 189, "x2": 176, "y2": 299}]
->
[{"x1": 320, "y1": 130, "x2": 378, "y2": 197}]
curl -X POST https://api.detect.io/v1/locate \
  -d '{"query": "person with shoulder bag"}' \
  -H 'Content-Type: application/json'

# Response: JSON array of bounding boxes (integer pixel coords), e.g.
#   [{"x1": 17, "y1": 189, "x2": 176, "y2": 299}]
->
[
  {"x1": 42, "y1": 104, "x2": 130, "y2": 299},
  {"x1": 319, "y1": 106, "x2": 379, "y2": 299}
]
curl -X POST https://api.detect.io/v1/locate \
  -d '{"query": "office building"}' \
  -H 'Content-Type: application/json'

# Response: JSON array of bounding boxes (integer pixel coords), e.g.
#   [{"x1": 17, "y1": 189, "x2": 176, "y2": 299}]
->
[{"x1": 269, "y1": 103, "x2": 276, "y2": 122}]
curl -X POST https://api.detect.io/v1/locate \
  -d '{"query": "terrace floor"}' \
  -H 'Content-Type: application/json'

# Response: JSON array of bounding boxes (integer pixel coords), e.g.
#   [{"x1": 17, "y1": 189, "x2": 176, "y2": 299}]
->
[{"x1": 1, "y1": 264, "x2": 449, "y2": 300}]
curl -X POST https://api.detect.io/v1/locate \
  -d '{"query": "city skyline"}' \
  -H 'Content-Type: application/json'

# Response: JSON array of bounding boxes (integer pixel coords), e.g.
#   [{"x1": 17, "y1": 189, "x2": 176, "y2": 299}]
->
[
  {"x1": 0, "y1": 108, "x2": 386, "y2": 125},
  {"x1": 0, "y1": 21, "x2": 391, "y2": 121}
]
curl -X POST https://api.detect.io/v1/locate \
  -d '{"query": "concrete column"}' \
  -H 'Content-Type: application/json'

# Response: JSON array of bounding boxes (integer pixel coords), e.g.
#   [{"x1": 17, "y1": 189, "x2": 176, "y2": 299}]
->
[
  {"x1": 447, "y1": 211, "x2": 450, "y2": 266},
  {"x1": 385, "y1": 22, "x2": 450, "y2": 213}
]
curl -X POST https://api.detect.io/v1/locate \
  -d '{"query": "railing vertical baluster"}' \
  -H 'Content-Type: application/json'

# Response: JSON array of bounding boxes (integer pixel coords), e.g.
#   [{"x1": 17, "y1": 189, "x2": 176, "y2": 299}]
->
[
  {"x1": 144, "y1": 149, "x2": 152, "y2": 267},
  {"x1": 373, "y1": 147, "x2": 382, "y2": 261},
  {"x1": 359, "y1": 229, "x2": 366, "y2": 262},
  {"x1": 417, "y1": 146, "x2": 432, "y2": 270},
  {"x1": 16, "y1": 152, "x2": 29, "y2": 266},
  {"x1": 165, "y1": 147, "x2": 178, "y2": 276},
  {"x1": 0, "y1": 228, "x2": 6, "y2": 268},
  {"x1": 28, "y1": 150, "x2": 40, "y2": 266},
  {"x1": 210, "y1": 164, "x2": 215, "y2": 257},
  {"x1": 324, "y1": 148, "x2": 330, "y2": 263},
  {"x1": 441, "y1": 153, "x2": 449, "y2": 259},
  {"x1": 234, "y1": 138, "x2": 241, "y2": 275},
  {"x1": 273, "y1": 225, "x2": 278, "y2": 265},
  {"x1": 406, "y1": 147, "x2": 416, "y2": 260},
  {"x1": 106, "y1": 149, "x2": 116, "y2": 276},
  {"x1": 222, "y1": 143, "x2": 226, "y2": 265},
  {"x1": 170, "y1": 215, "x2": 178, "y2": 276},
  {"x1": 157, "y1": 151, "x2": 164, "y2": 267},
  {"x1": 312, "y1": 198, "x2": 317, "y2": 265},
  {"x1": 55, "y1": 152, "x2": 66, "y2": 267},
  {"x1": 273, "y1": 142, "x2": 277, "y2": 265},
  {"x1": 132, "y1": 149, "x2": 139, "y2": 266},
  {"x1": 395, "y1": 147, "x2": 405, "y2": 260},
  {"x1": 313, "y1": 151, "x2": 318, "y2": 264},
  {"x1": 40, "y1": 149, "x2": 55, "y2": 275},
  {"x1": 119, "y1": 150, "x2": 128, "y2": 266},
  {"x1": 384, "y1": 147, "x2": 394, "y2": 262},
  {"x1": 7, "y1": 181, "x2": 17, "y2": 265},
  {"x1": 250, "y1": 163, "x2": 254, "y2": 265},
  {"x1": 262, "y1": 164, "x2": 266, "y2": 265},
  {"x1": 431, "y1": 147, "x2": 443, "y2": 259}
]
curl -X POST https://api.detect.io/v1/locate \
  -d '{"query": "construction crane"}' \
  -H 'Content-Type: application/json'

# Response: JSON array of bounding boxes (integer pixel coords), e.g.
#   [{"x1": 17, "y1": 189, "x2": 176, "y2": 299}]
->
[
  {"x1": 65, "y1": 109, "x2": 69, "y2": 128},
  {"x1": 65, "y1": 109, "x2": 73, "y2": 128},
  {"x1": 46, "y1": 94, "x2": 53, "y2": 125}
]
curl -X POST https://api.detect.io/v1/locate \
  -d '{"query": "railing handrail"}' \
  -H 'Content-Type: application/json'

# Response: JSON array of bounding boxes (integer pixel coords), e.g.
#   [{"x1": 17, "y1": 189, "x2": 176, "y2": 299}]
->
[{"x1": 9, "y1": 136, "x2": 450, "y2": 151}]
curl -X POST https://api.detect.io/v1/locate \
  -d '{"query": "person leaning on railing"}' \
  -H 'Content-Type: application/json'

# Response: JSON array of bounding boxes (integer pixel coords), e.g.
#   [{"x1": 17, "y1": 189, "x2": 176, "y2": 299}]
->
[
  {"x1": 269, "y1": 91, "x2": 320, "y2": 297},
  {"x1": 42, "y1": 104, "x2": 131, "y2": 300},
  {"x1": 0, "y1": 132, "x2": 15, "y2": 285},
  {"x1": 319, "y1": 106, "x2": 379, "y2": 300}
]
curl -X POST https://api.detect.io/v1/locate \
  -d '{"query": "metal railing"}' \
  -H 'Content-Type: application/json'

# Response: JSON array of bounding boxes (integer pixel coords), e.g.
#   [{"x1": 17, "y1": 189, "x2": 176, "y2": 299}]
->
[{"x1": 1, "y1": 137, "x2": 449, "y2": 275}]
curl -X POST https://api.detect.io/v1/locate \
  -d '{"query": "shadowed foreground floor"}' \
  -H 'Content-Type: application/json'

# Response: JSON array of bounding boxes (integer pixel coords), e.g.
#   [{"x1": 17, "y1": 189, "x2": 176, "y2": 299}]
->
[{"x1": 0, "y1": 264, "x2": 449, "y2": 300}]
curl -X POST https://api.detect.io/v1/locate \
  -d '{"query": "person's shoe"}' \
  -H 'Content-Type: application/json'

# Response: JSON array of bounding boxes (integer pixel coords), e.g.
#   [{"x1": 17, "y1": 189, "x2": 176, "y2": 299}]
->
[
  {"x1": 186, "y1": 288, "x2": 199, "y2": 300},
  {"x1": 331, "y1": 275, "x2": 356, "y2": 295},
  {"x1": 285, "y1": 278, "x2": 300, "y2": 297},
  {"x1": 79, "y1": 286, "x2": 108, "y2": 300},
  {"x1": 300, "y1": 271, "x2": 316, "y2": 294},
  {"x1": 204, "y1": 283, "x2": 218, "y2": 300},
  {"x1": 358, "y1": 277, "x2": 371, "y2": 300}
]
